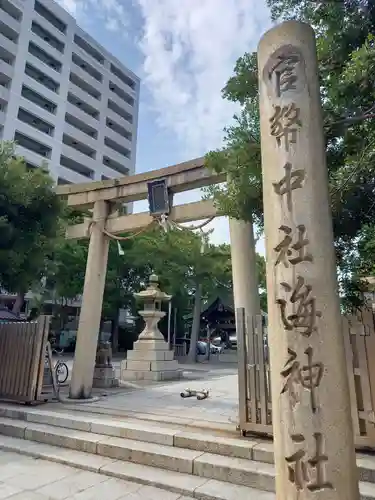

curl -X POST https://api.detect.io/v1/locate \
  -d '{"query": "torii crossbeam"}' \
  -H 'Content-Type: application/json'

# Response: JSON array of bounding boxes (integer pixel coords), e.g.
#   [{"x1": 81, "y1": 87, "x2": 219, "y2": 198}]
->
[{"x1": 55, "y1": 157, "x2": 225, "y2": 399}]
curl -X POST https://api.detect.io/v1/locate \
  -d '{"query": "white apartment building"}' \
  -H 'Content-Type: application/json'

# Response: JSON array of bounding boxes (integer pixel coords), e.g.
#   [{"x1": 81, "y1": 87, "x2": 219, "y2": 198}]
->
[{"x1": 0, "y1": 0, "x2": 140, "y2": 184}]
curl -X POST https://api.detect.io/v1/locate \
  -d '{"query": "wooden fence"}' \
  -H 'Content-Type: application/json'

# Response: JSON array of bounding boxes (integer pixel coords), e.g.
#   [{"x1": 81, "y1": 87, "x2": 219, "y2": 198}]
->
[
  {"x1": 237, "y1": 307, "x2": 375, "y2": 449},
  {"x1": 0, "y1": 316, "x2": 50, "y2": 403}
]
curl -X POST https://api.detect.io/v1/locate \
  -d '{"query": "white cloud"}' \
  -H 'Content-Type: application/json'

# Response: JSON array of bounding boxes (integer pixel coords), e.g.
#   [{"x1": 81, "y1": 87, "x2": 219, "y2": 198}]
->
[
  {"x1": 135, "y1": 0, "x2": 271, "y2": 156},
  {"x1": 134, "y1": 0, "x2": 271, "y2": 248},
  {"x1": 56, "y1": 0, "x2": 130, "y2": 34}
]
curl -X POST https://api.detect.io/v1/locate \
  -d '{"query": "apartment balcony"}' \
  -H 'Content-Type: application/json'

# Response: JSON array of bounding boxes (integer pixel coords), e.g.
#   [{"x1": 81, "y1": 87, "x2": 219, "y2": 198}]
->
[
  {"x1": 0, "y1": 9, "x2": 21, "y2": 34},
  {"x1": 63, "y1": 122, "x2": 98, "y2": 150},
  {"x1": 73, "y1": 43, "x2": 105, "y2": 74},
  {"x1": 61, "y1": 142, "x2": 97, "y2": 174},
  {"x1": 70, "y1": 60, "x2": 103, "y2": 93},
  {"x1": 0, "y1": 109, "x2": 5, "y2": 126},
  {"x1": 103, "y1": 145, "x2": 131, "y2": 173},
  {"x1": 100, "y1": 162, "x2": 130, "y2": 180},
  {"x1": 33, "y1": 12, "x2": 66, "y2": 45},
  {"x1": 65, "y1": 101, "x2": 99, "y2": 128},
  {"x1": 68, "y1": 81, "x2": 101, "y2": 112},
  {"x1": 106, "y1": 106, "x2": 133, "y2": 134},
  {"x1": 26, "y1": 53, "x2": 62, "y2": 83},
  {"x1": 109, "y1": 67, "x2": 137, "y2": 99},
  {"x1": 15, "y1": 143, "x2": 51, "y2": 167},
  {"x1": 105, "y1": 123, "x2": 132, "y2": 151},
  {"x1": 0, "y1": 32, "x2": 18, "y2": 57},
  {"x1": 58, "y1": 164, "x2": 91, "y2": 184},
  {"x1": 18, "y1": 96, "x2": 55, "y2": 124},
  {"x1": 0, "y1": 58, "x2": 14, "y2": 80},
  {"x1": 0, "y1": 84, "x2": 10, "y2": 103},
  {"x1": 15, "y1": 120, "x2": 54, "y2": 150},
  {"x1": 0, "y1": 59, "x2": 14, "y2": 85},
  {"x1": 30, "y1": 31, "x2": 64, "y2": 63},
  {"x1": 23, "y1": 74, "x2": 59, "y2": 103},
  {"x1": 108, "y1": 88, "x2": 134, "y2": 115}
]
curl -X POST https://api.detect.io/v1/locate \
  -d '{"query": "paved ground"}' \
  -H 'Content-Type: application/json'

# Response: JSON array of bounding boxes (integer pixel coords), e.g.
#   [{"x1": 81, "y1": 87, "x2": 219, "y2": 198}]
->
[
  {"x1": 0, "y1": 450, "x2": 193, "y2": 499},
  {"x1": 54, "y1": 362, "x2": 240, "y2": 428}
]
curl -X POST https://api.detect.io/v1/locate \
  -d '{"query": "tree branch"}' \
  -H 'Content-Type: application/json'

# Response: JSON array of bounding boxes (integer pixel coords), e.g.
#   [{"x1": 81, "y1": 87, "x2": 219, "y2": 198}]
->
[{"x1": 326, "y1": 112, "x2": 375, "y2": 128}]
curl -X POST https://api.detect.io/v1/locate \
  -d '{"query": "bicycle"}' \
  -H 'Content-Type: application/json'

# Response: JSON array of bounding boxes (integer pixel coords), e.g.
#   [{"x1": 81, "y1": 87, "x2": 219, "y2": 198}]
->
[{"x1": 48, "y1": 343, "x2": 69, "y2": 385}]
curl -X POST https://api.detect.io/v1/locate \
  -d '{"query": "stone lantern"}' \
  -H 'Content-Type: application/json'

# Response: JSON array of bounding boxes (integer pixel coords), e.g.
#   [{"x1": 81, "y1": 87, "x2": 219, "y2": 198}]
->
[
  {"x1": 135, "y1": 274, "x2": 171, "y2": 340},
  {"x1": 120, "y1": 274, "x2": 181, "y2": 381}
]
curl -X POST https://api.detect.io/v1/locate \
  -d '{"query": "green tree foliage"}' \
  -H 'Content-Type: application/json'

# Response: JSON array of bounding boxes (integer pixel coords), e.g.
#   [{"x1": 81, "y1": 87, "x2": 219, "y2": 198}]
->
[
  {"x1": 126, "y1": 226, "x2": 232, "y2": 361},
  {"x1": 205, "y1": 1, "x2": 375, "y2": 307},
  {"x1": 0, "y1": 141, "x2": 63, "y2": 311}
]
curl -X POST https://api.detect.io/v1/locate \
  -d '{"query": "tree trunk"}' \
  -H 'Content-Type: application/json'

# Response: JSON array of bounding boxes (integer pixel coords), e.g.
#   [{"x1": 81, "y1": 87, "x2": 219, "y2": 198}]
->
[
  {"x1": 111, "y1": 311, "x2": 120, "y2": 353},
  {"x1": 187, "y1": 283, "x2": 202, "y2": 363},
  {"x1": 12, "y1": 292, "x2": 25, "y2": 315}
]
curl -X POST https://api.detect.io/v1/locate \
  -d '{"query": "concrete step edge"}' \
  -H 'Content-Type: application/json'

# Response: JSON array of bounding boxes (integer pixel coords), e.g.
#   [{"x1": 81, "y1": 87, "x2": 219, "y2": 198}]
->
[
  {"x1": 43, "y1": 402, "x2": 238, "y2": 436},
  {"x1": 0, "y1": 434, "x2": 275, "y2": 500},
  {"x1": 0, "y1": 416, "x2": 277, "y2": 489},
  {"x1": 0, "y1": 405, "x2": 271, "y2": 462}
]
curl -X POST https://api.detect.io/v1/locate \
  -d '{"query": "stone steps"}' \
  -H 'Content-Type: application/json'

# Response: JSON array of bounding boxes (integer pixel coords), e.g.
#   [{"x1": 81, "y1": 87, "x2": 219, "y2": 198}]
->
[
  {"x1": 0, "y1": 416, "x2": 276, "y2": 491},
  {"x1": 0, "y1": 405, "x2": 373, "y2": 498},
  {"x1": 0, "y1": 405, "x2": 270, "y2": 462},
  {"x1": 0, "y1": 434, "x2": 274, "y2": 500}
]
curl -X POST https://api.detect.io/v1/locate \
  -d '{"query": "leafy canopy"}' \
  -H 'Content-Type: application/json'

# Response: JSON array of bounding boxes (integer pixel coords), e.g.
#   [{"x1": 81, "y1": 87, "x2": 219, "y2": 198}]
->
[
  {"x1": 205, "y1": 0, "x2": 375, "y2": 306},
  {"x1": 0, "y1": 141, "x2": 63, "y2": 294}
]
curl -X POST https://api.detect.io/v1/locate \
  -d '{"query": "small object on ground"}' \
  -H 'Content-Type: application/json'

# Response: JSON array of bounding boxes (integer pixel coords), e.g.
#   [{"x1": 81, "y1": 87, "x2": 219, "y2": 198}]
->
[
  {"x1": 180, "y1": 388, "x2": 196, "y2": 398},
  {"x1": 180, "y1": 388, "x2": 209, "y2": 400},
  {"x1": 197, "y1": 389, "x2": 209, "y2": 400}
]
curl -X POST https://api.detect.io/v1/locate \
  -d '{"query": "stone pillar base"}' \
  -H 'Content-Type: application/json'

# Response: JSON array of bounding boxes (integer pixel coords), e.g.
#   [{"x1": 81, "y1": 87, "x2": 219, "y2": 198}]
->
[
  {"x1": 120, "y1": 338, "x2": 182, "y2": 382},
  {"x1": 93, "y1": 366, "x2": 119, "y2": 388}
]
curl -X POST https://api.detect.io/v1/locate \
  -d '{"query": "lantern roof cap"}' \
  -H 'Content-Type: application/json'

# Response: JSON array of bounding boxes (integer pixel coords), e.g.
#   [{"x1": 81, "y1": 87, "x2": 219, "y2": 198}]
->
[{"x1": 134, "y1": 274, "x2": 172, "y2": 302}]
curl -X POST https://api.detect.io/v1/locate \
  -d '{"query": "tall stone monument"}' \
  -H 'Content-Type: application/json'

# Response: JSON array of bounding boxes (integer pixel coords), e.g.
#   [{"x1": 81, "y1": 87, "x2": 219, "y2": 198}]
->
[
  {"x1": 121, "y1": 274, "x2": 181, "y2": 381},
  {"x1": 258, "y1": 21, "x2": 359, "y2": 499}
]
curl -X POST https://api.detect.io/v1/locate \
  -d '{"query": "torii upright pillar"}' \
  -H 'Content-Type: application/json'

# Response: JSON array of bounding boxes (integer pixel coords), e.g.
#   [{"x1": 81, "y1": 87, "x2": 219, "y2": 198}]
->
[{"x1": 69, "y1": 200, "x2": 110, "y2": 399}]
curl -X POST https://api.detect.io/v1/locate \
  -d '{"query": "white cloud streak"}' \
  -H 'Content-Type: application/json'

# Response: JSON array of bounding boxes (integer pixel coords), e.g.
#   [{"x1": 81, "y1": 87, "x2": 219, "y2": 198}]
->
[
  {"x1": 56, "y1": 0, "x2": 130, "y2": 34},
  {"x1": 135, "y1": 0, "x2": 271, "y2": 156}
]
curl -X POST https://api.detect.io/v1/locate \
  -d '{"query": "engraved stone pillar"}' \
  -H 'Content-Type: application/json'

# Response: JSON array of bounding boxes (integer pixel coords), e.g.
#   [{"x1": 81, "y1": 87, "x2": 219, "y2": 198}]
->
[
  {"x1": 69, "y1": 200, "x2": 110, "y2": 399},
  {"x1": 258, "y1": 21, "x2": 359, "y2": 499}
]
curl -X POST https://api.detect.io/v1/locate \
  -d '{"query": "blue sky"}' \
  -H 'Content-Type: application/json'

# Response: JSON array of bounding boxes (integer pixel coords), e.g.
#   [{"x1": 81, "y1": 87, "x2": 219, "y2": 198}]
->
[{"x1": 57, "y1": 0, "x2": 272, "y2": 254}]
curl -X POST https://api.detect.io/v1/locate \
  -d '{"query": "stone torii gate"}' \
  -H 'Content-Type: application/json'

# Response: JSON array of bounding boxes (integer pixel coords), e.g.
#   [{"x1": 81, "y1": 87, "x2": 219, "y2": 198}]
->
[{"x1": 56, "y1": 157, "x2": 260, "y2": 400}]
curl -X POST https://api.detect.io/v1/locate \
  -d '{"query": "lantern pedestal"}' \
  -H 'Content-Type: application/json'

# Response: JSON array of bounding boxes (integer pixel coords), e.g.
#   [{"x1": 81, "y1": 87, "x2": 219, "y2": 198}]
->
[{"x1": 120, "y1": 275, "x2": 182, "y2": 382}]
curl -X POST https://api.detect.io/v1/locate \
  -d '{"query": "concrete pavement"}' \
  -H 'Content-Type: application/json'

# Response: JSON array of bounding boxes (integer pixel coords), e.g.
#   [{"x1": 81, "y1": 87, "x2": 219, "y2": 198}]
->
[{"x1": 0, "y1": 449, "x2": 193, "y2": 499}]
